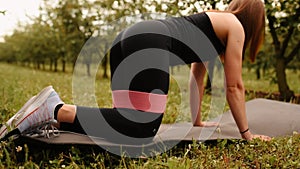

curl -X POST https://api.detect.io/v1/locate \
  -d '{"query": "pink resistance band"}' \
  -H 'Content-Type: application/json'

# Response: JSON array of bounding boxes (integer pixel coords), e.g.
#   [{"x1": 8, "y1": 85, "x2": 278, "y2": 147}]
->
[{"x1": 112, "y1": 90, "x2": 167, "y2": 113}]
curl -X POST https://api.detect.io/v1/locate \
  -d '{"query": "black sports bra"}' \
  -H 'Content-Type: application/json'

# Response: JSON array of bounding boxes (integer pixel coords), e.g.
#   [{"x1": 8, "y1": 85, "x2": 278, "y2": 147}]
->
[{"x1": 184, "y1": 12, "x2": 225, "y2": 55}]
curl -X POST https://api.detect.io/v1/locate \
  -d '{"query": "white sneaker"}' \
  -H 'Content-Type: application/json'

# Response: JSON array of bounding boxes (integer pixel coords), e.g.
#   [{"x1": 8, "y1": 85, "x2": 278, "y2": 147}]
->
[
  {"x1": 0, "y1": 86, "x2": 64, "y2": 139},
  {"x1": 0, "y1": 96, "x2": 36, "y2": 139}
]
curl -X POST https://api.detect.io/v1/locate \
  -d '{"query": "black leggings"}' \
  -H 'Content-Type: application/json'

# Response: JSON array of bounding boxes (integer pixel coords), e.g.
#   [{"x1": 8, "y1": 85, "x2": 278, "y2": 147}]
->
[
  {"x1": 59, "y1": 19, "x2": 213, "y2": 144},
  {"x1": 60, "y1": 20, "x2": 171, "y2": 144}
]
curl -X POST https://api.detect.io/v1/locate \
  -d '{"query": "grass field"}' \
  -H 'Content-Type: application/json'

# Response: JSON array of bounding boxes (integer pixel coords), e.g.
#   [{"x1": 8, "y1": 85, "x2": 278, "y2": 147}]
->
[{"x1": 0, "y1": 62, "x2": 299, "y2": 168}]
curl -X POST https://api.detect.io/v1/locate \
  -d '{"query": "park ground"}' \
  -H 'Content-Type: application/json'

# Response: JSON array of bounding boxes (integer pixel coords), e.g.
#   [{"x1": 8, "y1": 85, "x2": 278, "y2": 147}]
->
[{"x1": 0, "y1": 63, "x2": 299, "y2": 168}]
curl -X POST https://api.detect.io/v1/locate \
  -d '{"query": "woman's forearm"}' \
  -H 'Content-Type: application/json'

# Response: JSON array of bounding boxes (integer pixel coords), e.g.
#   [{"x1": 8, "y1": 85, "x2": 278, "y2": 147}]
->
[{"x1": 226, "y1": 84, "x2": 249, "y2": 133}]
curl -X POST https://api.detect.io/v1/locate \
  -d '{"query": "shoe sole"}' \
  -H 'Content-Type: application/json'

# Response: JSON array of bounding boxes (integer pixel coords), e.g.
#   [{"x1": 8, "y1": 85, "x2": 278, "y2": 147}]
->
[{"x1": 0, "y1": 86, "x2": 54, "y2": 138}]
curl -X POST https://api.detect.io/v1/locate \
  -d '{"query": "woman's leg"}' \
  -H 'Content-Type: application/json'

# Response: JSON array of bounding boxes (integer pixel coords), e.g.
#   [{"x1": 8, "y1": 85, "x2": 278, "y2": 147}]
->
[
  {"x1": 56, "y1": 105, "x2": 164, "y2": 139},
  {"x1": 57, "y1": 20, "x2": 171, "y2": 143}
]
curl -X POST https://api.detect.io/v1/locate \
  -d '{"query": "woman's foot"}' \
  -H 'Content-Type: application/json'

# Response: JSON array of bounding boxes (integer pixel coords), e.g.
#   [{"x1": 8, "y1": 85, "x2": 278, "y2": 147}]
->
[{"x1": 0, "y1": 86, "x2": 64, "y2": 140}]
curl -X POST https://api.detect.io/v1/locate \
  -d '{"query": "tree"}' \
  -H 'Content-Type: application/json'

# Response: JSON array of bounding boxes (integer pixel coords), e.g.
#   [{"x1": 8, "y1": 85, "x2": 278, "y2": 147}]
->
[
  {"x1": 1, "y1": 0, "x2": 298, "y2": 94},
  {"x1": 265, "y1": 0, "x2": 300, "y2": 101},
  {"x1": 39, "y1": 0, "x2": 104, "y2": 72}
]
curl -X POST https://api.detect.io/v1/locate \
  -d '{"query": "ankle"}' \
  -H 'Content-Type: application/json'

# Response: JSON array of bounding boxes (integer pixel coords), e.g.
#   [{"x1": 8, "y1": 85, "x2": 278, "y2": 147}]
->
[{"x1": 57, "y1": 104, "x2": 76, "y2": 123}]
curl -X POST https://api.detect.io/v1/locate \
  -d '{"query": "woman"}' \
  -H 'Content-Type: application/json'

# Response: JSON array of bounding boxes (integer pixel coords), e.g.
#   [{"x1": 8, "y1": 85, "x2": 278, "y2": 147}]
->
[{"x1": 0, "y1": 0, "x2": 271, "y2": 142}]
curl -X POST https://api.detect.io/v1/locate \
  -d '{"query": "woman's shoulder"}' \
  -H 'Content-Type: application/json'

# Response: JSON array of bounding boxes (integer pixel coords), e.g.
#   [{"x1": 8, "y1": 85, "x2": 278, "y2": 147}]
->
[
  {"x1": 205, "y1": 11, "x2": 244, "y2": 45},
  {"x1": 205, "y1": 11, "x2": 240, "y2": 25},
  {"x1": 207, "y1": 12, "x2": 243, "y2": 31}
]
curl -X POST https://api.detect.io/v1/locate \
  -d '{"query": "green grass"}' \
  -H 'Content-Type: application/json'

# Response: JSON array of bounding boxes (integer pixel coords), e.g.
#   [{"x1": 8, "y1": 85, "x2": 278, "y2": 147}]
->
[
  {"x1": 242, "y1": 68, "x2": 300, "y2": 94},
  {"x1": 0, "y1": 62, "x2": 300, "y2": 168}
]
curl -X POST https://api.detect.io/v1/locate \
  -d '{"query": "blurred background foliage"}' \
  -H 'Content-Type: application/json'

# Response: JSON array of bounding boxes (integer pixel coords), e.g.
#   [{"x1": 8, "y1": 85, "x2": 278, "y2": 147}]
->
[{"x1": 0, "y1": 0, "x2": 299, "y2": 100}]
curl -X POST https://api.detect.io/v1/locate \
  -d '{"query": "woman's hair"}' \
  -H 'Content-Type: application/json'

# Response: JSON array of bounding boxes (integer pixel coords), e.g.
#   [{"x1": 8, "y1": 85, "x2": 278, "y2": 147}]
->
[{"x1": 226, "y1": 0, "x2": 265, "y2": 62}]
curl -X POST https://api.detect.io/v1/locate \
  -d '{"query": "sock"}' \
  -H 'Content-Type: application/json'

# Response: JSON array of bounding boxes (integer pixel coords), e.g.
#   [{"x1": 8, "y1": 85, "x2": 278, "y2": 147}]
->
[{"x1": 54, "y1": 104, "x2": 63, "y2": 120}]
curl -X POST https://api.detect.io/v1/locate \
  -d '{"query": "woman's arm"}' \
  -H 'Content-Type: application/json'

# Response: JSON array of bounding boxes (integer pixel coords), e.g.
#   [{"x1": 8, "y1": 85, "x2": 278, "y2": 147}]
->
[
  {"x1": 189, "y1": 62, "x2": 218, "y2": 127},
  {"x1": 223, "y1": 16, "x2": 252, "y2": 139},
  {"x1": 224, "y1": 16, "x2": 270, "y2": 141}
]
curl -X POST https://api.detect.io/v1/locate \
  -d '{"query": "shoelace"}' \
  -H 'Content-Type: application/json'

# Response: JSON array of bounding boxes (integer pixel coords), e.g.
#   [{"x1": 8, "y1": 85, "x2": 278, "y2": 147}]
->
[{"x1": 23, "y1": 121, "x2": 60, "y2": 138}]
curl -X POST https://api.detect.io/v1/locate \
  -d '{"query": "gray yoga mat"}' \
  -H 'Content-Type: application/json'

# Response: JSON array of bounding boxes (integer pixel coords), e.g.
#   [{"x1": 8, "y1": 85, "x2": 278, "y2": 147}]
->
[{"x1": 17, "y1": 99, "x2": 300, "y2": 151}]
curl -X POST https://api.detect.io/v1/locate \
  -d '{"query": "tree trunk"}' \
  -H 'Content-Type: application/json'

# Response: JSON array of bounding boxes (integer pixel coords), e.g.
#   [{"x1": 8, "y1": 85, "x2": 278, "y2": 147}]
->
[
  {"x1": 275, "y1": 58, "x2": 294, "y2": 101},
  {"x1": 256, "y1": 68, "x2": 261, "y2": 80},
  {"x1": 42, "y1": 61, "x2": 45, "y2": 70},
  {"x1": 102, "y1": 54, "x2": 108, "y2": 79},
  {"x1": 50, "y1": 59, "x2": 53, "y2": 71},
  {"x1": 102, "y1": 43, "x2": 109, "y2": 79},
  {"x1": 86, "y1": 63, "x2": 91, "y2": 77},
  {"x1": 54, "y1": 59, "x2": 58, "y2": 72},
  {"x1": 62, "y1": 59, "x2": 66, "y2": 72}
]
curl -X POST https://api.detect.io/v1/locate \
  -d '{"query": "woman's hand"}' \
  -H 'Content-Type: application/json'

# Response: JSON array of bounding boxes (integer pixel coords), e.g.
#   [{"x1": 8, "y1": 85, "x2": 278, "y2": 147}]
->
[
  {"x1": 252, "y1": 134, "x2": 272, "y2": 141},
  {"x1": 193, "y1": 121, "x2": 219, "y2": 127},
  {"x1": 241, "y1": 130, "x2": 272, "y2": 141}
]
